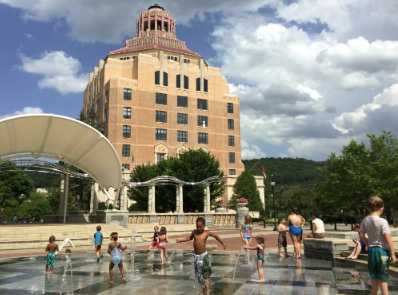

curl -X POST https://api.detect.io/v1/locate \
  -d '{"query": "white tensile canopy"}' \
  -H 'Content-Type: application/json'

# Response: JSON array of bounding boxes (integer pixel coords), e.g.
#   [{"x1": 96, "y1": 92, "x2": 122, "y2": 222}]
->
[{"x1": 0, "y1": 114, "x2": 122, "y2": 193}]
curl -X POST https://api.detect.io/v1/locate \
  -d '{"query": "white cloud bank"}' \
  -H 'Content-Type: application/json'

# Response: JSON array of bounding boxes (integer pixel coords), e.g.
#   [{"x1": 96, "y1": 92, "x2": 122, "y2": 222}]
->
[
  {"x1": 0, "y1": 107, "x2": 43, "y2": 120},
  {"x1": 18, "y1": 51, "x2": 87, "y2": 95}
]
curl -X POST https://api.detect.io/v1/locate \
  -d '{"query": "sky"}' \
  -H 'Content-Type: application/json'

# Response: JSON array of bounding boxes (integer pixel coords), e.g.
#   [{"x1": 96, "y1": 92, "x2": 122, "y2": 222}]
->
[{"x1": 1, "y1": 0, "x2": 398, "y2": 162}]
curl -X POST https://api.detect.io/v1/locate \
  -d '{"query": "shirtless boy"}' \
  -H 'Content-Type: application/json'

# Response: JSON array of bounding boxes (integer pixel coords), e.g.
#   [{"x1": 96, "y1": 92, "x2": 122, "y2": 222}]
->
[
  {"x1": 45, "y1": 235, "x2": 59, "y2": 274},
  {"x1": 177, "y1": 217, "x2": 226, "y2": 295}
]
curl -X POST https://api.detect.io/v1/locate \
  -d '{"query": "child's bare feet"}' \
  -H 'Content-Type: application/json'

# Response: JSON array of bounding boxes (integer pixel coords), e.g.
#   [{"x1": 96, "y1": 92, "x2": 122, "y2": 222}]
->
[
  {"x1": 279, "y1": 254, "x2": 284, "y2": 258},
  {"x1": 122, "y1": 278, "x2": 127, "y2": 283},
  {"x1": 108, "y1": 280, "x2": 113, "y2": 284},
  {"x1": 255, "y1": 279, "x2": 265, "y2": 283}
]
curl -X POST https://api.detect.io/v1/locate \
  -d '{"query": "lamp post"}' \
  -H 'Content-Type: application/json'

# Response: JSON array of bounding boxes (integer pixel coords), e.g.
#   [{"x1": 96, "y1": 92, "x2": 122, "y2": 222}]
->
[{"x1": 271, "y1": 175, "x2": 277, "y2": 231}]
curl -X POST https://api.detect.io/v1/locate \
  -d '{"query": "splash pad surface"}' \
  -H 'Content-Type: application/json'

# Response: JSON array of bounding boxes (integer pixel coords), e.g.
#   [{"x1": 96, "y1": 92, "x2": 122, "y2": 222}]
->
[{"x1": 0, "y1": 249, "x2": 397, "y2": 295}]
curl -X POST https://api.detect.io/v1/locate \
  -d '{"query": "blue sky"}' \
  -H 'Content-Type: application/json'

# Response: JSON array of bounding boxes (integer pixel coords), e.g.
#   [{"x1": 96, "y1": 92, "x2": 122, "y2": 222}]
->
[{"x1": 1, "y1": 0, "x2": 398, "y2": 161}]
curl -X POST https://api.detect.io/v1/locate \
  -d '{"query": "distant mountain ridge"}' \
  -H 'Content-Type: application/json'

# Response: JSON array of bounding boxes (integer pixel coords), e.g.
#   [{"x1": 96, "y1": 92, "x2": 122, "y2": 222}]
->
[{"x1": 243, "y1": 157, "x2": 325, "y2": 186}]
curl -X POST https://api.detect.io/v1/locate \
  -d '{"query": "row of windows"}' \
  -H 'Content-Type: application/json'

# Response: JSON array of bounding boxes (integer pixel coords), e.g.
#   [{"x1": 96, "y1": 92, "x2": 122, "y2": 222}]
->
[
  {"x1": 154, "y1": 128, "x2": 235, "y2": 146},
  {"x1": 122, "y1": 107, "x2": 234, "y2": 129},
  {"x1": 121, "y1": 89, "x2": 234, "y2": 114},
  {"x1": 154, "y1": 73, "x2": 208, "y2": 92},
  {"x1": 122, "y1": 144, "x2": 236, "y2": 164}
]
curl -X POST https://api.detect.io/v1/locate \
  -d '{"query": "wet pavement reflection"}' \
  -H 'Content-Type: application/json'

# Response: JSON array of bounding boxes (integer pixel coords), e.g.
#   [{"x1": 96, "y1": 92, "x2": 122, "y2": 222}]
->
[{"x1": 0, "y1": 250, "x2": 397, "y2": 294}]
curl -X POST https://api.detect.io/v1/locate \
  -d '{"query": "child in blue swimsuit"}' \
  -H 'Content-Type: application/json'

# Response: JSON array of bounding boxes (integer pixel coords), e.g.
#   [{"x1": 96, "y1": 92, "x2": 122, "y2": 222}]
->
[
  {"x1": 107, "y1": 232, "x2": 127, "y2": 284},
  {"x1": 245, "y1": 234, "x2": 265, "y2": 282},
  {"x1": 240, "y1": 215, "x2": 253, "y2": 247}
]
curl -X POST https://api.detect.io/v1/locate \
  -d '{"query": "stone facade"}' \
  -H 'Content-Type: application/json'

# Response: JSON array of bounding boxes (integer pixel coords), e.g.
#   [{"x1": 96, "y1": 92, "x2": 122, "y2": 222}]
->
[{"x1": 82, "y1": 5, "x2": 244, "y2": 201}]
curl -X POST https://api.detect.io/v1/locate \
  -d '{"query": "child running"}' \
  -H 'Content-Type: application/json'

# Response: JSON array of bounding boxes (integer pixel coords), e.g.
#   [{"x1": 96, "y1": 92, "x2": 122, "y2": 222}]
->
[
  {"x1": 277, "y1": 218, "x2": 289, "y2": 258},
  {"x1": 240, "y1": 214, "x2": 253, "y2": 247},
  {"x1": 244, "y1": 234, "x2": 265, "y2": 282},
  {"x1": 107, "y1": 232, "x2": 127, "y2": 284},
  {"x1": 177, "y1": 217, "x2": 227, "y2": 295},
  {"x1": 359, "y1": 196, "x2": 396, "y2": 295},
  {"x1": 148, "y1": 226, "x2": 160, "y2": 250},
  {"x1": 45, "y1": 235, "x2": 59, "y2": 274},
  {"x1": 93, "y1": 225, "x2": 103, "y2": 263},
  {"x1": 156, "y1": 226, "x2": 169, "y2": 264}
]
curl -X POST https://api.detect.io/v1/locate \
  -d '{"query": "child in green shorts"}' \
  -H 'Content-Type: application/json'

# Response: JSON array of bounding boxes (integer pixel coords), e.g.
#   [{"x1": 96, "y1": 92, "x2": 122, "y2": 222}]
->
[{"x1": 359, "y1": 196, "x2": 396, "y2": 295}]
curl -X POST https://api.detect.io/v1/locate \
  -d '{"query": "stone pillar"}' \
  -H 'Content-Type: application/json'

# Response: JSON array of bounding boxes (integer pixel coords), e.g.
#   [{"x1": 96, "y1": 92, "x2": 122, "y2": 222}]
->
[
  {"x1": 148, "y1": 185, "x2": 156, "y2": 213},
  {"x1": 236, "y1": 206, "x2": 249, "y2": 228},
  {"x1": 206, "y1": 185, "x2": 211, "y2": 213},
  {"x1": 123, "y1": 186, "x2": 129, "y2": 211},
  {"x1": 178, "y1": 184, "x2": 184, "y2": 213},
  {"x1": 175, "y1": 185, "x2": 180, "y2": 213},
  {"x1": 58, "y1": 178, "x2": 65, "y2": 215},
  {"x1": 63, "y1": 166, "x2": 70, "y2": 223},
  {"x1": 90, "y1": 183, "x2": 99, "y2": 214}
]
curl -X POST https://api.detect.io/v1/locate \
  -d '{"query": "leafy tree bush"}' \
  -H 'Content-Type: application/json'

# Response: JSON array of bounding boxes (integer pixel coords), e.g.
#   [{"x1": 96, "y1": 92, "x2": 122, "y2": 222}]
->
[{"x1": 229, "y1": 171, "x2": 263, "y2": 212}]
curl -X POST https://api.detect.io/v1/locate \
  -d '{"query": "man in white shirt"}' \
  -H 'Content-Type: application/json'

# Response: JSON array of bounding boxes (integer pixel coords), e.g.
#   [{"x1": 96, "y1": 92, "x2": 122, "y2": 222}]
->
[{"x1": 307, "y1": 211, "x2": 325, "y2": 238}]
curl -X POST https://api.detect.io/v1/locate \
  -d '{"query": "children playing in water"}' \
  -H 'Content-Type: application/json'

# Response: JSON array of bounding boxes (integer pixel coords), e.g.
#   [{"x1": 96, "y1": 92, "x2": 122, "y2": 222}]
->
[
  {"x1": 93, "y1": 225, "x2": 103, "y2": 263},
  {"x1": 107, "y1": 232, "x2": 127, "y2": 284},
  {"x1": 244, "y1": 234, "x2": 265, "y2": 282},
  {"x1": 148, "y1": 226, "x2": 160, "y2": 250},
  {"x1": 177, "y1": 217, "x2": 227, "y2": 295},
  {"x1": 156, "y1": 226, "x2": 169, "y2": 264},
  {"x1": 45, "y1": 235, "x2": 59, "y2": 274},
  {"x1": 240, "y1": 215, "x2": 253, "y2": 247},
  {"x1": 277, "y1": 218, "x2": 289, "y2": 258}
]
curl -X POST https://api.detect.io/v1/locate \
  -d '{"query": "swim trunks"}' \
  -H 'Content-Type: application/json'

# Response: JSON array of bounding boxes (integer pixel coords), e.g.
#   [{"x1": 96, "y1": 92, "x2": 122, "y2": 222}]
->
[
  {"x1": 46, "y1": 252, "x2": 56, "y2": 266},
  {"x1": 194, "y1": 251, "x2": 212, "y2": 282},
  {"x1": 368, "y1": 247, "x2": 390, "y2": 281},
  {"x1": 278, "y1": 235, "x2": 287, "y2": 248}
]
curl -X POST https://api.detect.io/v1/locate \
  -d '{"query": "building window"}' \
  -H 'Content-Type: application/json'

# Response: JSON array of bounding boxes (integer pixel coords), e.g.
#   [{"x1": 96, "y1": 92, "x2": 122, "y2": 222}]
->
[
  {"x1": 123, "y1": 107, "x2": 131, "y2": 119},
  {"x1": 177, "y1": 131, "x2": 188, "y2": 142},
  {"x1": 228, "y1": 119, "x2": 234, "y2": 130},
  {"x1": 177, "y1": 113, "x2": 188, "y2": 124},
  {"x1": 96, "y1": 100, "x2": 100, "y2": 112},
  {"x1": 176, "y1": 74, "x2": 181, "y2": 88},
  {"x1": 157, "y1": 153, "x2": 166, "y2": 163},
  {"x1": 204, "y1": 79, "x2": 208, "y2": 92},
  {"x1": 196, "y1": 78, "x2": 200, "y2": 91},
  {"x1": 177, "y1": 95, "x2": 188, "y2": 107},
  {"x1": 197, "y1": 99, "x2": 208, "y2": 110},
  {"x1": 104, "y1": 109, "x2": 108, "y2": 122},
  {"x1": 155, "y1": 71, "x2": 160, "y2": 85},
  {"x1": 228, "y1": 135, "x2": 235, "y2": 147},
  {"x1": 163, "y1": 72, "x2": 168, "y2": 86},
  {"x1": 227, "y1": 103, "x2": 234, "y2": 113},
  {"x1": 122, "y1": 164, "x2": 130, "y2": 170},
  {"x1": 123, "y1": 125, "x2": 131, "y2": 138},
  {"x1": 122, "y1": 144, "x2": 130, "y2": 157},
  {"x1": 156, "y1": 110, "x2": 167, "y2": 123},
  {"x1": 198, "y1": 132, "x2": 208, "y2": 144},
  {"x1": 229, "y1": 169, "x2": 236, "y2": 175},
  {"x1": 124, "y1": 88, "x2": 132, "y2": 100},
  {"x1": 156, "y1": 128, "x2": 167, "y2": 140},
  {"x1": 105, "y1": 90, "x2": 109, "y2": 104},
  {"x1": 229, "y1": 152, "x2": 235, "y2": 163},
  {"x1": 198, "y1": 115, "x2": 208, "y2": 127},
  {"x1": 184, "y1": 75, "x2": 189, "y2": 90},
  {"x1": 184, "y1": 58, "x2": 190, "y2": 63},
  {"x1": 156, "y1": 93, "x2": 167, "y2": 105},
  {"x1": 168, "y1": 56, "x2": 177, "y2": 61}
]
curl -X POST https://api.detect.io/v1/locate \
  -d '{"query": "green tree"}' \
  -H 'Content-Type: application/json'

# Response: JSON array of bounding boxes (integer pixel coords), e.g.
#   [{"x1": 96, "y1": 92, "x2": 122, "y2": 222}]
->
[
  {"x1": 281, "y1": 185, "x2": 315, "y2": 218},
  {"x1": 18, "y1": 192, "x2": 51, "y2": 221},
  {"x1": 229, "y1": 171, "x2": 263, "y2": 212},
  {"x1": 79, "y1": 109, "x2": 106, "y2": 134},
  {"x1": 128, "y1": 149, "x2": 225, "y2": 213}
]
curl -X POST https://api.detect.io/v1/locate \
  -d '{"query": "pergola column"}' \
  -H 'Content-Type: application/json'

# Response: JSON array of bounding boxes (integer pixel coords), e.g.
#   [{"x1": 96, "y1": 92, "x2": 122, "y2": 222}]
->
[
  {"x1": 63, "y1": 166, "x2": 70, "y2": 223},
  {"x1": 58, "y1": 178, "x2": 65, "y2": 215},
  {"x1": 176, "y1": 184, "x2": 184, "y2": 213},
  {"x1": 90, "y1": 183, "x2": 99, "y2": 214},
  {"x1": 123, "y1": 186, "x2": 128, "y2": 211},
  {"x1": 148, "y1": 185, "x2": 156, "y2": 213},
  {"x1": 205, "y1": 185, "x2": 211, "y2": 213}
]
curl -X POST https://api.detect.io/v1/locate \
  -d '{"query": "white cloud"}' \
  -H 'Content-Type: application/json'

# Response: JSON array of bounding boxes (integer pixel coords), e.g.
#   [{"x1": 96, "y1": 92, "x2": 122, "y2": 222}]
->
[
  {"x1": 18, "y1": 51, "x2": 87, "y2": 95},
  {"x1": 241, "y1": 140, "x2": 266, "y2": 160},
  {"x1": 0, "y1": 107, "x2": 44, "y2": 120}
]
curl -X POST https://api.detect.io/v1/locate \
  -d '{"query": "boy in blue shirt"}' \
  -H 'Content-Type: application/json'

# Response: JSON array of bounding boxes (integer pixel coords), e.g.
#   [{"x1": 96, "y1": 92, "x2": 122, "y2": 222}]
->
[
  {"x1": 359, "y1": 196, "x2": 396, "y2": 295},
  {"x1": 94, "y1": 226, "x2": 103, "y2": 263}
]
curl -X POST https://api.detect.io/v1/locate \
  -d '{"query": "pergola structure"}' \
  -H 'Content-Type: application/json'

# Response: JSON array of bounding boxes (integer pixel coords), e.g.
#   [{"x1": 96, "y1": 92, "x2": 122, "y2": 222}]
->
[
  {"x1": 0, "y1": 114, "x2": 123, "y2": 222},
  {"x1": 128, "y1": 176, "x2": 220, "y2": 213}
]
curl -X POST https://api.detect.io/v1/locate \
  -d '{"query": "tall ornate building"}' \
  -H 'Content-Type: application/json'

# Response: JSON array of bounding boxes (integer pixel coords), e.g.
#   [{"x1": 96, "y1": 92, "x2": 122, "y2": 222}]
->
[{"x1": 82, "y1": 4, "x2": 245, "y2": 200}]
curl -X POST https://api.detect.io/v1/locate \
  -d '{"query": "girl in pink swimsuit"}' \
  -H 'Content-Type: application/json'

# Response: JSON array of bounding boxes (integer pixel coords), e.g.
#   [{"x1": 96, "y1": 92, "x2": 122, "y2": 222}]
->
[{"x1": 156, "y1": 227, "x2": 169, "y2": 264}]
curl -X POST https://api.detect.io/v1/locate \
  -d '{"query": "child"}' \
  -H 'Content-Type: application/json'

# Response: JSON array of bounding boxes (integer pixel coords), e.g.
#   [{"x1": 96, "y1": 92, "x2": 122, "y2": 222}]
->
[
  {"x1": 45, "y1": 235, "x2": 59, "y2": 274},
  {"x1": 240, "y1": 215, "x2": 253, "y2": 247},
  {"x1": 346, "y1": 223, "x2": 367, "y2": 260},
  {"x1": 148, "y1": 226, "x2": 160, "y2": 250},
  {"x1": 359, "y1": 196, "x2": 396, "y2": 295},
  {"x1": 107, "y1": 232, "x2": 127, "y2": 284},
  {"x1": 277, "y1": 218, "x2": 289, "y2": 258},
  {"x1": 94, "y1": 225, "x2": 103, "y2": 263},
  {"x1": 244, "y1": 235, "x2": 265, "y2": 282},
  {"x1": 156, "y1": 226, "x2": 169, "y2": 264},
  {"x1": 177, "y1": 217, "x2": 227, "y2": 295}
]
